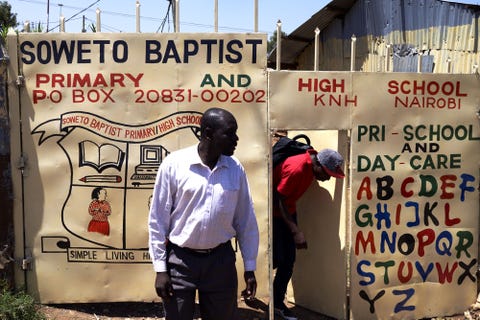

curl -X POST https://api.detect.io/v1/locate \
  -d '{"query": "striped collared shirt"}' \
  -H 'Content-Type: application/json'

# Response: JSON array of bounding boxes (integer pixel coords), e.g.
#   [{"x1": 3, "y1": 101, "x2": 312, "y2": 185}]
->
[{"x1": 148, "y1": 145, "x2": 259, "y2": 272}]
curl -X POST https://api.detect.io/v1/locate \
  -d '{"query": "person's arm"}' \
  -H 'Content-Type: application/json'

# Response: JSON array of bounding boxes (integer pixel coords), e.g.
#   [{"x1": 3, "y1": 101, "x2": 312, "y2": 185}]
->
[
  {"x1": 273, "y1": 189, "x2": 307, "y2": 249},
  {"x1": 154, "y1": 272, "x2": 174, "y2": 302},
  {"x1": 148, "y1": 162, "x2": 174, "y2": 300},
  {"x1": 233, "y1": 164, "x2": 260, "y2": 299},
  {"x1": 242, "y1": 271, "x2": 257, "y2": 300}
]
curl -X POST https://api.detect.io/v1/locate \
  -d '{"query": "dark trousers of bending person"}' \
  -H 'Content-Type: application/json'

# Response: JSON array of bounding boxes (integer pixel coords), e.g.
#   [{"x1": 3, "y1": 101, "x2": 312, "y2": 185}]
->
[{"x1": 272, "y1": 214, "x2": 298, "y2": 308}]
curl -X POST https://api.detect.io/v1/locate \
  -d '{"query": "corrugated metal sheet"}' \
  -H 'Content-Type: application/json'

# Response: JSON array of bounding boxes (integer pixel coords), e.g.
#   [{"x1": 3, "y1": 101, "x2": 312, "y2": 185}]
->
[
  {"x1": 270, "y1": 0, "x2": 355, "y2": 68},
  {"x1": 269, "y1": 0, "x2": 480, "y2": 73}
]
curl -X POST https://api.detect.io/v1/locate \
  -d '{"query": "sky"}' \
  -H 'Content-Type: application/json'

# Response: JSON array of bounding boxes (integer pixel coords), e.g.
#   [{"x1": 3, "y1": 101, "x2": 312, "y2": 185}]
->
[
  {"x1": 10, "y1": 0, "x2": 331, "y2": 37},
  {"x1": 10, "y1": 0, "x2": 480, "y2": 37}
]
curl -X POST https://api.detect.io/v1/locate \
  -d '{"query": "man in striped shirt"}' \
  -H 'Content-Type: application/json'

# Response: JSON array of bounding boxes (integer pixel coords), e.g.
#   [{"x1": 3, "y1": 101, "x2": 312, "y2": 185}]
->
[{"x1": 148, "y1": 107, "x2": 259, "y2": 320}]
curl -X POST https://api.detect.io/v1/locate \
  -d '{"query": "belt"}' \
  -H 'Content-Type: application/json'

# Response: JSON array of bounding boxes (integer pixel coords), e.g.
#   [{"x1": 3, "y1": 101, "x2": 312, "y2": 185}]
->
[{"x1": 169, "y1": 241, "x2": 230, "y2": 256}]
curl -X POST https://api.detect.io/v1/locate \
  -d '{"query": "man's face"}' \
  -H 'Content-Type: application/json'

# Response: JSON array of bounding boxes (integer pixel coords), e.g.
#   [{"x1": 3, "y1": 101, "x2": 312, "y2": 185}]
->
[
  {"x1": 312, "y1": 158, "x2": 331, "y2": 181},
  {"x1": 211, "y1": 116, "x2": 238, "y2": 156}
]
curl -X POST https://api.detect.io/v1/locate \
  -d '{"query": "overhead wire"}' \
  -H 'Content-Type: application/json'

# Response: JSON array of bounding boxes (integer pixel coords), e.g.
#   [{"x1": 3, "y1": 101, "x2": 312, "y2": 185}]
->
[
  {"x1": 156, "y1": 0, "x2": 172, "y2": 33},
  {"x1": 17, "y1": 0, "x2": 271, "y2": 34},
  {"x1": 47, "y1": 0, "x2": 101, "y2": 32},
  {"x1": 84, "y1": 17, "x2": 123, "y2": 32},
  {"x1": 18, "y1": 0, "x2": 168, "y2": 32}
]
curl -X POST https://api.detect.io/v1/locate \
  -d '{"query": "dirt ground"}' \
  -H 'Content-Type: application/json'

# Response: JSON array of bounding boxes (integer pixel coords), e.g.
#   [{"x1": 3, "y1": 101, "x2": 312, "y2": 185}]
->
[
  {"x1": 38, "y1": 298, "x2": 338, "y2": 320},
  {"x1": 38, "y1": 299, "x2": 328, "y2": 320},
  {"x1": 38, "y1": 298, "x2": 480, "y2": 320}
]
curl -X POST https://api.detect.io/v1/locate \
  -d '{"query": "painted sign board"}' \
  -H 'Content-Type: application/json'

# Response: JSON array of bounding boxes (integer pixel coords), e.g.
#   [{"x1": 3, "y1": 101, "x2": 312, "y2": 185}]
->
[
  {"x1": 8, "y1": 32, "x2": 268, "y2": 303},
  {"x1": 269, "y1": 71, "x2": 480, "y2": 319},
  {"x1": 7, "y1": 32, "x2": 480, "y2": 319},
  {"x1": 351, "y1": 73, "x2": 479, "y2": 319}
]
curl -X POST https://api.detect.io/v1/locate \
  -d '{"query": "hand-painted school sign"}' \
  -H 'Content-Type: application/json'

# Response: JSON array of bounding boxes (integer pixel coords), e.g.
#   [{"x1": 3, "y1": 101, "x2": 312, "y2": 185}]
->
[
  {"x1": 8, "y1": 31, "x2": 480, "y2": 319},
  {"x1": 351, "y1": 74, "x2": 479, "y2": 319},
  {"x1": 9, "y1": 32, "x2": 267, "y2": 303},
  {"x1": 269, "y1": 71, "x2": 479, "y2": 319}
]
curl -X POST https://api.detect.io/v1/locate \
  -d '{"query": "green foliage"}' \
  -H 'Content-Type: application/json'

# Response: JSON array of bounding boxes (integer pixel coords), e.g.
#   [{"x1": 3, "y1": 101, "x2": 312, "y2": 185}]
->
[
  {"x1": 0, "y1": 281, "x2": 46, "y2": 320},
  {"x1": 0, "y1": 24, "x2": 7, "y2": 44},
  {"x1": 0, "y1": 1, "x2": 16, "y2": 44},
  {"x1": 0, "y1": 1, "x2": 17, "y2": 30}
]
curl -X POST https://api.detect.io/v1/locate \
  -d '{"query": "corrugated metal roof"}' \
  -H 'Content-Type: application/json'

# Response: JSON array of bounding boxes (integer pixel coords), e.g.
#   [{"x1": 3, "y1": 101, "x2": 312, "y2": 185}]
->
[
  {"x1": 269, "y1": 0, "x2": 355, "y2": 68},
  {"x1": 287, "y1": 0, "x2": 356, "y2": 42},
  {"x1": 269, "y1": 0, "x2": 480, "y2": 69}
]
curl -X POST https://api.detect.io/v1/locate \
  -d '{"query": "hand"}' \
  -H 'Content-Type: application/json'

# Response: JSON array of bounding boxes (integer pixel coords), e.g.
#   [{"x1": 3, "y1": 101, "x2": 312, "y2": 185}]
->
[
  {"x1": 154, "y1": 272, "x2": 174, "y2": 302},
  {"x1": 293, "y1": 231, "x2": 308, "y2": 249},
  {"x1": 241, "y1": 271, "x2": 257, "y2": 301}
]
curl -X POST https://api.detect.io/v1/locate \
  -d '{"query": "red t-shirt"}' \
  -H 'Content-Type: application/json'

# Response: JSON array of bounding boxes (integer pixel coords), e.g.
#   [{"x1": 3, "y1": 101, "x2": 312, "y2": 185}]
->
[{"x1": 273, "y1": 149, "x2": 317, "y2": 217}]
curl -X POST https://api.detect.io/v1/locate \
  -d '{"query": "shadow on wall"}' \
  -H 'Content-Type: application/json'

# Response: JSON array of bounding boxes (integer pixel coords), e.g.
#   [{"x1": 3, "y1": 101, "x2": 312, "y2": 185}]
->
[
  {"x1": 293, "y1": 182, "x2": 345, "y2": 317},
  {"x1": 289, "y1": 130, "x2": 348, "y2": 320}
]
